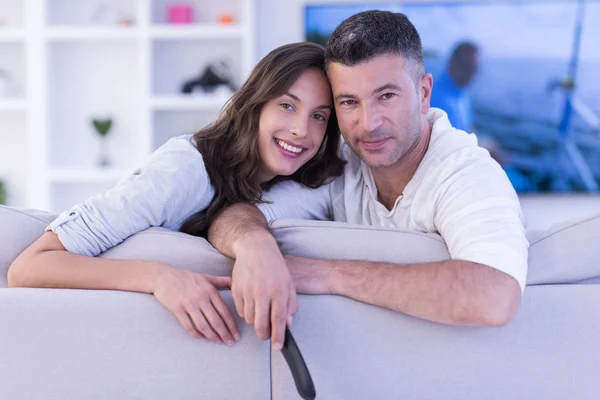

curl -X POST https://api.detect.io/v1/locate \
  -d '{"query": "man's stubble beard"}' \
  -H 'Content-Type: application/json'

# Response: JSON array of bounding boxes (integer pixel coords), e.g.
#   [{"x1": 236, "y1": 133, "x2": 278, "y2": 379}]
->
[{"x1": 347, "y1": 123, "x2": 422, "y2": 170}]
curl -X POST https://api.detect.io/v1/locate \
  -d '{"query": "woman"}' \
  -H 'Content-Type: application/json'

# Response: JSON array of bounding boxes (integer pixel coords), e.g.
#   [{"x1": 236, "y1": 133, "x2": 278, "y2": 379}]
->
[{"x1": 7, "y1": 42, "x2": 345, "y2": 347}]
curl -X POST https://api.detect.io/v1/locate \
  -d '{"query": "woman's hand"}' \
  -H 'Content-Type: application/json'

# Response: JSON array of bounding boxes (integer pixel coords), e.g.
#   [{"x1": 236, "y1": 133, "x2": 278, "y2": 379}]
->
[{"x1": 152, "y1": 263, "x2": 240, "y2": 346}]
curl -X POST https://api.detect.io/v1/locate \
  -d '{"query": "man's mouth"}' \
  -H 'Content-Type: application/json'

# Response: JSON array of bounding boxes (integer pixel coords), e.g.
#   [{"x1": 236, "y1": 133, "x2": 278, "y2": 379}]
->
[{"x1": 359, "y1": 137, "x2": 391, "y2": 151}]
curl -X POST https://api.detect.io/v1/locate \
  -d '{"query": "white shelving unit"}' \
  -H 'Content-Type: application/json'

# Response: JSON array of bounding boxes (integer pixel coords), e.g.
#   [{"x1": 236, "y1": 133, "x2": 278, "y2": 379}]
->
[
  {"x1": 46, "y1": 26, "x2": 139, "y2": 40},
  {"x1": 151, "y1": 93, "x2": 230, "y2": 111},
  {"x1": 0, "y1": 0, "x2": 256, "y2": 212},
  {"x1": 0, "y1": 27, "x2": 26, "y2": 42},
  {"x1": 150, "y1": 24, "x2": 244, "y2": 39},
  {"x1": 0, "y1": 98, "x2": 27, "y2": 111}
]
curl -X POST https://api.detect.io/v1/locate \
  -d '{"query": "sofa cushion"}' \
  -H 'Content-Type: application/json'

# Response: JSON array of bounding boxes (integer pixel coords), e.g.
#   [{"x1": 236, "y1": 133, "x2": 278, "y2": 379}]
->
[
  {"x1": 272, "y1": 214, "x2": 600, "y2": 287},
  {"x1": 526, "y1": 213, "x2": 600, "y2": 285},
  {"x1": 1, "y1": 205, "x2": 599, "y2": 288},
  {"x1": 0, "y1": 206, "x2": 56, "y2": 287}
]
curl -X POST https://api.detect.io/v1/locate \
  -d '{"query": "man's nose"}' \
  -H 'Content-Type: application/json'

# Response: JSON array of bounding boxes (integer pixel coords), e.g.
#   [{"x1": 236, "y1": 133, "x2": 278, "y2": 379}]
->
[{"x1": 359, "y1": 105, "x2": 383, "y2": 133}]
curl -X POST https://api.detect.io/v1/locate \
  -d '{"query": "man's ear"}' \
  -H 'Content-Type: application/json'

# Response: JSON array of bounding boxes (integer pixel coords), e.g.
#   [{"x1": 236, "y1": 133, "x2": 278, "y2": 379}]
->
[{"x1": 420, "y1": 73, "x2": 433, "y2": 114}]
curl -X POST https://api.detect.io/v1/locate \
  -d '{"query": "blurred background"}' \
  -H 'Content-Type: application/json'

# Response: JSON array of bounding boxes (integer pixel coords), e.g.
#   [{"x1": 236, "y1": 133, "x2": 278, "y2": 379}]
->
[{"x1": 0, "y1": 0, "x2": 599, "y2": 231}]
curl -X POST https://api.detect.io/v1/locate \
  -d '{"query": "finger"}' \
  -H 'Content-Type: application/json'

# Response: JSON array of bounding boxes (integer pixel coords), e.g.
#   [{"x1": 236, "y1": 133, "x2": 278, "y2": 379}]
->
[
  {"x1": 243, "y1": 291, "x2": 255, "y2": 327},
  {"x1": 201, "y1": 297, "x2": 235, "y2": 347},
  {"x1": 210, "y1": 291, "x2": 241, "y2": 342},
  {"x1": 203, "y1": 275, "x2": 232, "y2": 290},
  {"x1": 254, "y1": 296, "x2": 271, "y2": 341},
  {"x1": 288, "y1": 284, "x2": 298, "y2": 327},
  {"x1": 232, "y1": 284, "x2": 245, "y2": 319},
  {"x1": 270, "y1": 294, "x2": 287, "y2": 351},
  {"x1": 187, "y1": 305, "x2": 222, "y2": 345},
  {"x1": 174, "y1": 310, "x2": 205, "y2": 340},
  {"x1": 233, "y1": 290, "x2": 245, "y2": 320}
]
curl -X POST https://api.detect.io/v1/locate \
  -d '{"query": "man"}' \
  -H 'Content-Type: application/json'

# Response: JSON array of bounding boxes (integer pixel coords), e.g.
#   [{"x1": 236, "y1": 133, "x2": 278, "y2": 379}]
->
[
  {"x1": 430, "y1": 41, "x2": 479, "y2": 132},
  {"x1": 207, "y1": 11, "x2": 528, "y2": 352}
]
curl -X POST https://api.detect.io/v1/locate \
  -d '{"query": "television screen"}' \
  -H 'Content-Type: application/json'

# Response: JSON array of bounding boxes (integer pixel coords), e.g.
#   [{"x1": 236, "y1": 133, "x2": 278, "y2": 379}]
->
[{"x1": 305, "y1": 1, "x2": 600, "y2": 193}]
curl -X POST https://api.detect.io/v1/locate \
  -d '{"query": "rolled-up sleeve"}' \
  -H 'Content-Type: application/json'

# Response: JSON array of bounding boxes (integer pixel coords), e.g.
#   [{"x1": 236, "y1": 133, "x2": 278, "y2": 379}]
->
[
  {"x1": 47, "y1": 135, "x2": 214, "y2": 256},
  {"x1": 434, "y1": 157, "x2": 529, "y2": 292}
]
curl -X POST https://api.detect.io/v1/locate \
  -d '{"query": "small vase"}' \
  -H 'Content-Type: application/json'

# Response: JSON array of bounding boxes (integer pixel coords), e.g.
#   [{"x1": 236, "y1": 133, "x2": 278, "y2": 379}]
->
[{"x1": 98, "y1": 138, "x2": 111, "y2": 168}]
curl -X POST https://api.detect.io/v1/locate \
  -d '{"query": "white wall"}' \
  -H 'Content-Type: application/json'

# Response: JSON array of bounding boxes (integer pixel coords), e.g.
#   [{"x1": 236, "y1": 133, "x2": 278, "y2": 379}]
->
[
  {"x1": 256, "y1": 0, "x2": 600, "y2": 230},
  {"x1": 256, "y1": 0, "x2": 303, "y2": 58}
]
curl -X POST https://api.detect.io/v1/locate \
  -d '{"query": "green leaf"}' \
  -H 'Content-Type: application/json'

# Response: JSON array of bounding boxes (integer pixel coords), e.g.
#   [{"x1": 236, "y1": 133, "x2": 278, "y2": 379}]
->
[
  {"x1": 0, "y1": 179, "x2": 6, "y2": 205},
  {"x1": 92, "y1": 118, "x2": 113, "y2": 137}
]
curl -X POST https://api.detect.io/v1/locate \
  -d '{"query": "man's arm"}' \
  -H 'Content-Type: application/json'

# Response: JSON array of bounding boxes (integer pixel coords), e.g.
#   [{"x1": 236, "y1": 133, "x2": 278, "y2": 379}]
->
[
  {"x1": 207, "y1": 203, "x2": 296, "y2": 351},
  {"x1": 208, "y1": 202, "x2": 271, "y2": 259},
  {"x1": 282, "y1": 154, "x2": 526, "y2": 327},
  {"x1": 285, "y1": 255, "x2": 521, "y2": 327},
  {"x1": 207, "y1": 181, "x2": 333, "y2": 350}
]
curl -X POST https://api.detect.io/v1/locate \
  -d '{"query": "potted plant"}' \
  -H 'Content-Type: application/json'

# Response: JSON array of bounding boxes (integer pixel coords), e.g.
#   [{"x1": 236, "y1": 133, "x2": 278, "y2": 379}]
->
[
  {"x1": 0, "y1": 179, "x2": 7, "y2": 205},
  {"x1": 91, "y1": 117, "x2": 113, "y2": 168}
]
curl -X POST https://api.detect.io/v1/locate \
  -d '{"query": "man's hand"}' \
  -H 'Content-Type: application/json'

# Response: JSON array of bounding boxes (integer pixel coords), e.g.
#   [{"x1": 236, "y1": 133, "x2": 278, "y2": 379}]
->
[
  {"x1": 232, "y1": 234, "x2": 298, "y2": 350},
  {"x1": 284, "y1": 255, "x2": 332, "y2": 295}
]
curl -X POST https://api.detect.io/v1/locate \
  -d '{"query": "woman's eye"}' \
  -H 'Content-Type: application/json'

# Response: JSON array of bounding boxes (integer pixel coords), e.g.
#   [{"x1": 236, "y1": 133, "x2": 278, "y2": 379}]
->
[
  {"x1": 280, "y1": 103, "x2": 294, "y2": 111},
  {"x1": 313, "y1": 113, "x2": 326, "y2": 121}
]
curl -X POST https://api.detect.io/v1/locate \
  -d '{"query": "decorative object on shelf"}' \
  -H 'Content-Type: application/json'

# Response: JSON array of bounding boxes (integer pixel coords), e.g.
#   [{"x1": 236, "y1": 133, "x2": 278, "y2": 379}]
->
[
  {"x1": 91, "y1": 2, "x2": 136, "y2": 26},
  {"x1": 0, "y1": 179, "x2": 7, "y2": 205},
  {"x1": 91, "y1": 117, "x2": 113, "y2": 168},
  {"x1": 180, "y1": 60, "x2": 237, "y2": 95},
  {"x1": 217, "y1": 13, "x2": 236, "y2": 25},
  {"x1": 168, "y1": 3, "x2": 194, "y2": 24},
  {"x1": 0, "y1": 69, "x2": 10, "y2": 98},
  {"x1": 117, "y1": 17, "x2": 135, "y2": 26}
]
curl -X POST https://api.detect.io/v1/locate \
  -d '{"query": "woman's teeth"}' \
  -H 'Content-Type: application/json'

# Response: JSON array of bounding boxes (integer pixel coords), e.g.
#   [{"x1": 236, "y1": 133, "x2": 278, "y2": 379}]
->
[{"x1": 276, "y1": 139, "x2": 303, "y2": 154}]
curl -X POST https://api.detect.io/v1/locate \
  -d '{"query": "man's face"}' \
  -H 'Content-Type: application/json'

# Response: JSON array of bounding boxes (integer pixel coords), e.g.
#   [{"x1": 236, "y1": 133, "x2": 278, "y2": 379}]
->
[{"x1": 328, "y1": 55, "x2": 432, "y2": 169}]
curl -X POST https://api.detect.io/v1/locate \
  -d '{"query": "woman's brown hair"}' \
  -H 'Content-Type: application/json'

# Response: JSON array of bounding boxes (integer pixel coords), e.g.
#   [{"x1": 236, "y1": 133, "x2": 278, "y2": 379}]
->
[{"x1": 179, "y1": 42, "x2": 345, "y2": 237}]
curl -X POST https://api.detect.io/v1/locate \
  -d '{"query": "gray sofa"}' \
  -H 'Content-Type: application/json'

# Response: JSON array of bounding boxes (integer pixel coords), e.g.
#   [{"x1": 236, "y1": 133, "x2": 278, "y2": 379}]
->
[{"x1": 1, "y1": 205, "x2": 600, "y2": 399}]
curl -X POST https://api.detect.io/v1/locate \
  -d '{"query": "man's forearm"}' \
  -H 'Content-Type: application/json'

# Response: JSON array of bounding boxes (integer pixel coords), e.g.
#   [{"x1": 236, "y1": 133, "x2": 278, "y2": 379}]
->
[
  {"x1": 320, "y1": 258, "x2": 521, "y2": 327},
  {"x1": 207, "y1": 203, "x2": 273, "y2": 259}
]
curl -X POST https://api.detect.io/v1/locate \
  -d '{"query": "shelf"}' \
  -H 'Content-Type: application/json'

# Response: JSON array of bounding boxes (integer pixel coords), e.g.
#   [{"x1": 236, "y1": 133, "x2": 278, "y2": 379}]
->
[
  {"x1": 152, "y1": 39, "x2": 242, "y2": 96},
  {"x1": 49, "y1": 168, "x2": 132, "y2": 183},
  {"x1": 0, "y1": 28, "x2": 25, "y2": 42},
  {"x1": 151, "y1": 94, "x2": 231, "y2": 111},
  {"x1": 46, "y1": 0, "x2": 137, "y2": 27},
  {"x1": 46, "y1": 26, "x2": 138, "y2": 41},
  {"x1": 150, "y1": 24, "x2": 244, "y2": 40},
  {"x1": 1, "y1": 0, "x2": 255, "y2": 211},
  {"x1": 47, "y1": 40, "x2": 143, "y2": 170},
  {"x1": 0, "y1": 99, "x2": 27, "y2": 112}
]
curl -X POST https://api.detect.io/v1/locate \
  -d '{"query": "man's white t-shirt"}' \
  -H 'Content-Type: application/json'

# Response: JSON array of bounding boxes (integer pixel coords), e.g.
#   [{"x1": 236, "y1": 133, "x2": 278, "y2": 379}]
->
[{"x1": 259, "y1": 108, "x2": 529, "y2": 291}]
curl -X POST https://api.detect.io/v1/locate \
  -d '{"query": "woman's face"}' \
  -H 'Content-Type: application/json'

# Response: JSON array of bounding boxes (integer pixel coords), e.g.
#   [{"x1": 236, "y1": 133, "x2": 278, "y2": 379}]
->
[{"x1": 257, "y1": 67, "x2": 333, "y2": 182}]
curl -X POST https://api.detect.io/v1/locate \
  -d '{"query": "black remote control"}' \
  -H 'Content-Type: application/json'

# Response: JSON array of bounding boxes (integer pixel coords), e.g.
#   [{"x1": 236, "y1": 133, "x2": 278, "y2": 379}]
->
[{"x1": 281, "y1": 326, "x2": 316, "y2": 400}]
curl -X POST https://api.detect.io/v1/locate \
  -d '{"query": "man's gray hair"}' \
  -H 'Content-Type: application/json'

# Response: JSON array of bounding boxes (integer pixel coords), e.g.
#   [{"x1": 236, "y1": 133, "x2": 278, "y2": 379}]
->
[{"x1": 325, "y1": 10, "x2": 425, "y2": 81}]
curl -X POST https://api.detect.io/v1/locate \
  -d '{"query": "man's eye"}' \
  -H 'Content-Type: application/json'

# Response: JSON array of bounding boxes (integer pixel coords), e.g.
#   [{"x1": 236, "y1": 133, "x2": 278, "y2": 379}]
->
[
  {"x1": 381, "y1": 93, "x2": 396, "y2": 100},
  {"x1": 341, "y1": 100, "x2": 356, "y2": 106}
]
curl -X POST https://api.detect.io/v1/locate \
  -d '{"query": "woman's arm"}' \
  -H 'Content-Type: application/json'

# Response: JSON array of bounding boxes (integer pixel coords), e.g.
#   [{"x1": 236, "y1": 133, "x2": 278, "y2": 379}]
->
[
  {"x1": 8, "y1": 231, "x2": 159, "y2": 292},
  {"x1": 8, "y1": 232, "x2": 240, "y2": 346}
]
